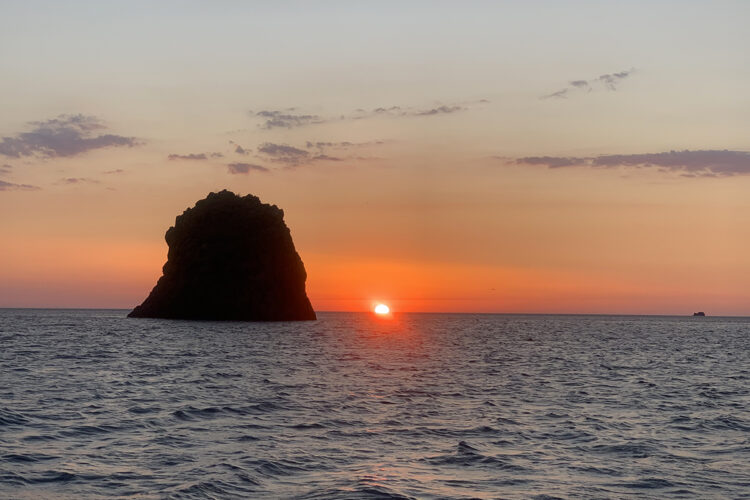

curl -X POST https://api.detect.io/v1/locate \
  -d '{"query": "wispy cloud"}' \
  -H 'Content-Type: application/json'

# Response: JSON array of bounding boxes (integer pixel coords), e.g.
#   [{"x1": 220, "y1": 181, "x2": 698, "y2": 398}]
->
[
  {"x1": 543, "y1": 89, "x2": 569, "y2": 99},
  {"x1": 304, "y1": 140, "x2": 385, "y2": 152},
  {"x1": 0, "y1": 164, "x2": 12, "y2": 174},
  {"x1": 102, "y1": 169, "x2": 124, "y2": 174},
  {"x1": 254, "y1": 110, "x2": 325, "y2": 130},
  {"x1": 306, "y1": 141, "x2": 354, "y2": 150},
  {"x1": 256, "y1": 142, "x2": 345, "y2": 166},
  {"x1": 0, "y1": 179, "x2": 40, "y2": 191},
  {"x1": 515, "y1": 156, "x2": 584, "y2": 168},
  {"x1": 168, "y1": 153, "x2": 208, "y2": 160},
  {"x1": 0, "y1": 114, "x2": 140, "y2": 158},
  {"x1": 227, "y1": 162, "x2": 269, "y2": 174},
  {"x1": 569, "y1": 80, "x2": 589, "y2": 89},
  {"x1": 413, "y1": 105, "x2": 464, "y2": 116},
  {"x1": 542, "y1": 69, "x2": 634, "y2": 99},
  {"x1": 352, "y1": 103, "x2": 467, "y2": 119},
  {"x1": 58, "y1": 177, "x2": 100, "y2": 184},
  {"x1": 225, "y1": 140, "x2": 383, "y2": 169},
  {"x1": 311, "y1": 154, "x2": 343, "y2": 162},
  {"x1": 515, "y1": 149, "x2": 750, "y2": 177},
  {"x1": 257, "y1": 143, "x2": 310, "y2": 164},
  {"x1": 250, "y1": 101, "x2": 481, "y2": 129},
  {"x1": 598, "y1": 70, "x2": 632, "y2": 90},
  {"x1": 167, "y1": 152, "x2": 223, "y2": 161}
]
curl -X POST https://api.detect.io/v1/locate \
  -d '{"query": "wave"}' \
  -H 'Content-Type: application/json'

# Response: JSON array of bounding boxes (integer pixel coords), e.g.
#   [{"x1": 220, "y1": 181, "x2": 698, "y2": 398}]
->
[
  {"x1": 296, "y1": 485, "x2": 416, "y2": 499},
  {"x1": 611, "y1": 477, "x2": 677, "y2": 489},
  {"x1": 423, "y1": 441, "x2": 528, "y2": 471},
  {"x1": 0, "y1": 407, "x2": 29, "y2": 426},
  {"x1": 172, "y1": 402, "x2": 288, "y2": 421}
]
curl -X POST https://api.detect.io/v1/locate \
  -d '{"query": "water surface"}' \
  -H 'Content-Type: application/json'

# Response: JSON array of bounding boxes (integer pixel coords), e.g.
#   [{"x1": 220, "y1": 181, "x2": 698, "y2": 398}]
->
[{"x1": 1, "y1": 310, "x2": 748, "y2": 498}]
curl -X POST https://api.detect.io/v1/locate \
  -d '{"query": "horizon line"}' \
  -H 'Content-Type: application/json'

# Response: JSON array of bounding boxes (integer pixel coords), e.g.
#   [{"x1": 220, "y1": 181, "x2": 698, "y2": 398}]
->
[{"x1": 0, "y1": 307, "x2": 744, "y2": 318}]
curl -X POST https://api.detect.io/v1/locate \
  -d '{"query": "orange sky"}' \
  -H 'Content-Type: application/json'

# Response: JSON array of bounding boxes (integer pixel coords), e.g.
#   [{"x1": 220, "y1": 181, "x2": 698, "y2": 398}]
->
[{"x1": 1, "y1": 2, "x2": 749, "y2": 314}]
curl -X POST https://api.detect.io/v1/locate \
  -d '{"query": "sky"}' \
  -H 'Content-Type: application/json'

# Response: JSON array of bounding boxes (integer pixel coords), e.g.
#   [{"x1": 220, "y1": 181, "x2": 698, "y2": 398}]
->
[{"x1": 1, "y1": 1, "x2": 749, "y2": 314}]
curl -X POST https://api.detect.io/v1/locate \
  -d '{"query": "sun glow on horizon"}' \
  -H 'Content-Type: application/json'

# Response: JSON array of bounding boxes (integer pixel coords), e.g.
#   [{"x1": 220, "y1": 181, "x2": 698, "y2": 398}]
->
[{"x1": 374, "y1": 303, "x2": 390, "y2": 315}]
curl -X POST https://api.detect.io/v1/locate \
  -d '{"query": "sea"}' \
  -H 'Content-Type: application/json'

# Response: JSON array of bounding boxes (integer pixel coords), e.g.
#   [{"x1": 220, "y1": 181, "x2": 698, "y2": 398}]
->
[{"x1": 1, "y1": 309, "x2": 748, "y2": 499}]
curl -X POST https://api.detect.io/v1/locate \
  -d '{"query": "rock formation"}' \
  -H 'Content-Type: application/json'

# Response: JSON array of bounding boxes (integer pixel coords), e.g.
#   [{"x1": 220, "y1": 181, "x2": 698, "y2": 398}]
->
[{"x1": 129, "y1": 190, "x2": 316, "y2": 321}]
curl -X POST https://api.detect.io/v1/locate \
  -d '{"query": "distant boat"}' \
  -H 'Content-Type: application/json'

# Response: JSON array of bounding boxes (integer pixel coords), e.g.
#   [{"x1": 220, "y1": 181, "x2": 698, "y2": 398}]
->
[{"x1": 693, "y1": 311, "x2": 706, "y2": 317}]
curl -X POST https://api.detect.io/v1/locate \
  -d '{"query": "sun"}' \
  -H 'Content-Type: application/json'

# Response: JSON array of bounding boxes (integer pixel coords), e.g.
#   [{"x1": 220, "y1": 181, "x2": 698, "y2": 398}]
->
[{"x1": 374, "y1": 303, "x2": 390, "y2": 315}]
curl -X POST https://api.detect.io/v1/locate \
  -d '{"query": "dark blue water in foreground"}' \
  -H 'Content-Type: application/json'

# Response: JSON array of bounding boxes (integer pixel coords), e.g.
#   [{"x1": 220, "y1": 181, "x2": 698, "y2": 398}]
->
[{"x1": 1, "y1": 310, "x2": 748, "y2": 499}]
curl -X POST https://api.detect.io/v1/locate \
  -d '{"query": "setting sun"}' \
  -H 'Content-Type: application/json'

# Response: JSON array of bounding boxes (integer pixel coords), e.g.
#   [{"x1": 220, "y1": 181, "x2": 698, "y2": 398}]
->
[{"x1": 374, "y1": 304, "x2": 390, "y2": 315}]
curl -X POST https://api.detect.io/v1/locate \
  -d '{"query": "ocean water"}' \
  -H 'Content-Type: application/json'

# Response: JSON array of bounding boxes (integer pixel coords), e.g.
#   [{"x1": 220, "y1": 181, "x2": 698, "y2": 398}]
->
[{"x1": 1, "y1": 309, "x2": 748, "y2": 499}]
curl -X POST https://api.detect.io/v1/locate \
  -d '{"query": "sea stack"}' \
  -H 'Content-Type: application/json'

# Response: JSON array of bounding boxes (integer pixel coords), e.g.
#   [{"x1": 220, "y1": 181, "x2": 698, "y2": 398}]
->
[{"x1": 129, "y1": 190, "x2": 316, "y2": 321}]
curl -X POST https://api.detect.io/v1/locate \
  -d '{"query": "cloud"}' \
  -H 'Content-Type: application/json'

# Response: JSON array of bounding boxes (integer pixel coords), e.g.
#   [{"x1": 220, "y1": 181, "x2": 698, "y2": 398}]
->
[
  {"x1": 413, "y1": 105, "x2": 465, "y2": 116},
  {"x1": 168, "y1": 153, "x2": 207, "y2": 160},
  {"x1": 515, "y1": 149, "x2": 750, "y2": 177},
  {"x1": 0, "y1": 164, "x2": 12, "y2": 174},
  {"x1": 167, "y1": 152, "x2": 223, "y2": 161},
  {"x1": 255, "y1": 110, "x2": 325, "y2": 129},
  {"x1": 257, "y1": 142, "x2": 310, "y2": 165},
  {"x1": 0, "y1": 114, "x2": 139, "y2": 158},
  {"x1": 306, "y1": 141, "x2": 354, "y2": 149},
  {"x1": 356, "y1": 104, "x2": 467, "y2": 118},
  {"x1": 58, "y1": 177, "x2": 100, "y2": 184},
  {"x1": 598, "y1": 70, "x2": 632, "y2": 90},
  {"x1": 304, "y1": 140, "x2": 385, "y2": 152},
  {"x1": 256, "y1": 142, "x2": 347, "y2": 166},
  {"x1": 542, "y1": 89, "x2": 569, "y2": 99},
  {"x1": 235, "y1": 145, "x2": 249, "y2": 155},
  {"x1": 542, "y1": 69, "x2": 634, "y2": 99},
  {"x1": 227, "y1": 162, "x2": 269, "y2": 174},
  {"x1": 0, "y1": 180, "x2": 40, "y2": 191},
  {"x1": 515, "y1": 155, "x2": 586, "y2": 168},
  {"x1": 311, "y1": 154, "x2": 343, "y2": 162},
  {"x1": 250, "y1": 101, "x2": 480, "y2": 129},
  {"x1": 102, "y1": 169, "x2": 124, "y2": 174},
  {"x1": 369, "y1": 106, "x2": 402, "y2": 116}
]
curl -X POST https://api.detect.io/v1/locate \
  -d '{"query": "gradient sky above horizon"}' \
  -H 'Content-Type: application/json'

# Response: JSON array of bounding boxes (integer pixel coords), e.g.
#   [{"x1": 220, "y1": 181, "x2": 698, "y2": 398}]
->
[{"x1": 2, "y1": 1, "x2": 749, "y2": 314}]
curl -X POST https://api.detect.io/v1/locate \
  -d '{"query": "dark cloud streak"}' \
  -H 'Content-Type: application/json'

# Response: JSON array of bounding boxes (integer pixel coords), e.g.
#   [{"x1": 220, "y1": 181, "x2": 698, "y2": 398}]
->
[
  {"x1": 0, "y1": 180, "x2": 40, "y2": 191},
  {"x1": 516, "y1": 149, "x2": 750, "y2": 177},
  {"x1": 58, "y1": 177, "x2": 100, "y2": 184},
  {"x1": 413, "y1": 105, "x2": 464, "y2": 116},
  {"x1": 542, "y1": 89, "x2": 569, "y2": 99},
  {"x1": 516, "y1": 156, "x2": 586, "y2": 168},
  {"x1": 542, "y1": 69, "x2": 633, "y2": 99},
  {"x1": 227, "y1": 162, "x2": 268, "y2": 174},
  {"x1": 167, "y1": 152, "x2": 223, "y2": 161},
  {"x1": 168, "y1": 153, "x2": 208, "y2": 160},
  {"x1": 255, "y1": 110, "x2": 325, "y2": 130},
  {"x1": 311, "y1": 154, "x2": 342, "y2": 162},
  {"x1": 251, "y1": 101, "x2": 479, "y2": 129}
]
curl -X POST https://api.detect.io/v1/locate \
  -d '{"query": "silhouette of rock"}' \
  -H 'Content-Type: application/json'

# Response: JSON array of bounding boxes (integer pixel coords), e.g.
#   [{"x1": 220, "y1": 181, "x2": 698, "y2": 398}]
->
[
  {"x1": 693, "y1": 311, "x2": 706, "y2": 317},
  {"x1": 129, "y1": 190, "x2": 316, "y2": 321}
]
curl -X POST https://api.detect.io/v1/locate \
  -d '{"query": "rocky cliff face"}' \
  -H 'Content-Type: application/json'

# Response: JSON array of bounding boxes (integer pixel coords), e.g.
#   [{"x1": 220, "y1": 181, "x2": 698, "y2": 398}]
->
[{"x1": 129, "y1": 190, "x2": 316, "y2": 321}]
